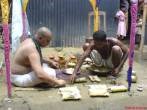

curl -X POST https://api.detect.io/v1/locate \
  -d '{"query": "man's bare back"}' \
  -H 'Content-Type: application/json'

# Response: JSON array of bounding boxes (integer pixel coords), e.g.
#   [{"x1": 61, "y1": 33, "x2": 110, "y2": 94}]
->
[
  {"x1": 93, "y1": 37, "x2": 124, "y2": 59},
  {"x1": 11, "y1": 38, "x2": 38, "y2": 74}
]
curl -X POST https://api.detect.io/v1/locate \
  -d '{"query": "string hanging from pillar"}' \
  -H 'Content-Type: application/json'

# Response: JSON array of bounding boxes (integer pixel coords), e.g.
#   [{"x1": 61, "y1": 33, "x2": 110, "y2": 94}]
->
[
  {"x1": 0, "y1": 0, "x2": 11, "y2": 97},
  {"x1": 127, "y1": 0, "x2": 138, "y2": 91}
]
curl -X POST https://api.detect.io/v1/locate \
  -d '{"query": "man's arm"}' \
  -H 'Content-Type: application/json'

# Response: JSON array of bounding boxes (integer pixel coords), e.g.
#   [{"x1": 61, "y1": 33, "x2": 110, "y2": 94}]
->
[
  {"x1": 28, "y1": 49, "x2": 65, "y2": 86},
  {"x1": 42, "y1": 58, "x2": 59, "y2": 69},
  {"x1": 71, "y1": 44, "x2": 93, "y2": 82},
  {"x1": 114, "y1": 39, "x2": 129, "y2": 73}
]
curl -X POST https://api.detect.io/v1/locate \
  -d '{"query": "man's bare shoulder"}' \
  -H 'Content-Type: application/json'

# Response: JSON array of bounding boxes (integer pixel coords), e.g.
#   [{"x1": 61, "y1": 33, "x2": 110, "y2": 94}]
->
[
  {"x1": 21, "y1": 38, "x2": 33, "y2": 46},
  {"x1": 107, "y1": 37, "x2": 122, "y2": 44},
  {"x1": 107, "y1": 37, "x2": 127, "y2": 50},
  {"x1": 18, "y1": 38, "x2": 38, "y2": 56},
  {"x1": 21, "y1": 38, "x2": 35, "y2": 50}
]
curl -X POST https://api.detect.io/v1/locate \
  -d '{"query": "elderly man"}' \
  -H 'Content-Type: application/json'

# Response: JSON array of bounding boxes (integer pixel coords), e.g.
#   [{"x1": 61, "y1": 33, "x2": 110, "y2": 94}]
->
[
  {"x1": 71, "y1": 30, "x2": 129, "y2": 82},
  {"x1": 11, "y1": 27, "x2": 66, "y2": 87}
]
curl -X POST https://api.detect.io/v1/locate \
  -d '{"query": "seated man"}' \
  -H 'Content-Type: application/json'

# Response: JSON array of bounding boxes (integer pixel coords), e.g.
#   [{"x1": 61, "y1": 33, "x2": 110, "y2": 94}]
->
[
  {"x1": 11, "y1": 27, "x2": 66, "y2": 87},
  {"x1": 71, "y1": 30, "x2": 128, "y2": 82}
]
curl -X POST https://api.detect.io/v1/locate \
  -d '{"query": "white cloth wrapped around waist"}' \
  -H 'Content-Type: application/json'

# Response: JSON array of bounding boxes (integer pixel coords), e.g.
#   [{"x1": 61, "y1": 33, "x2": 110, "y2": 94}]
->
[
  {"x1": 90, "y1": 48, "x2": 123, "y2": 69},
  {"x1": 11, "y1": 63, "x2": 56, "y2": 87},
  {"x1": 90, "y1": 50, "x2": 114, "y2": 68}
]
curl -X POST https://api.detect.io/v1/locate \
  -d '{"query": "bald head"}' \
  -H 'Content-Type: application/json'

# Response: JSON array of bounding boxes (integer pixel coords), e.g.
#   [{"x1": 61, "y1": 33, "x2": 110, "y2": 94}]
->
[
  {"x1": 36, "y1": 27, "x2": 52, "y2": 40},
  {"x1": 35, "y1": 27, "x2": 52, "y2": 47}
]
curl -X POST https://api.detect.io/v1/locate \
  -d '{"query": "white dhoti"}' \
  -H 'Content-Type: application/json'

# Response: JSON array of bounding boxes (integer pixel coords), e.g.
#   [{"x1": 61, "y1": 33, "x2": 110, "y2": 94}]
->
[
  {"x1": 11, "y1": 63, "x2": 56, "y2": 87},
  {"x1": 90, "y1": 50, "x2": 114, "y2": 69},
  {"x1": 90, "y1": 48, "x2": 123, "y2": 69}
]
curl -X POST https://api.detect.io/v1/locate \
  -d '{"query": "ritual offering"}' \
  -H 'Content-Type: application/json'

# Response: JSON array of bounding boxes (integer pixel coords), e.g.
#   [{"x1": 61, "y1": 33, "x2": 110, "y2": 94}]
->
[
  {"x1": 131, "y1": 74, "x2": 137, "y2": 83},
  {"x1": 69, "y1": 55, "x2": 77, "y2": 63},
  {"x1": 58, "y1": 54, "x2": 66, "y2": 68},
  {"x1": 131, "y1": 71, "x2": 137, "y2": 83},
  {"x1": 67, "y1": 55, "x2": 77, "y2": 68},
  {"x1": 64, "y1": 68, "x2": 74, "y2": 75},
  {"x1": 59, "y1": 86, "x2": 81, "y2": 100},
  {"x1": 84, "y1": 58, "x2": 93, "y2": 64},
  {"x1": 75, "y1": 77, "x2": 87, "y2": 83},
  {"x1": 126, "y1": 71, "x2": 137, "y2": 83},
  {"x1": 88, "y1": 84, "x2": 109, "y2": 97},
  {"x1": 137, "y1": 85, "x2": 143, "y2": 92},
  {"x1": 108, "y1": 85, "x2": 127, "y2": 93},
  {"x1": 67, "y1": 62, "x2": 76, "y2": 68},
  {"x1": 88, "y1": 75, "x2": 101, "y2": 82}
]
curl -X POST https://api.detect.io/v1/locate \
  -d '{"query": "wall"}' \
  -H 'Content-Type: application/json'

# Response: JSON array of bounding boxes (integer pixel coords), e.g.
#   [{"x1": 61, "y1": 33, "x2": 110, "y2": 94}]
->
[{"x1": 27, "y1": 0, "x2": 121, "y2": 47}]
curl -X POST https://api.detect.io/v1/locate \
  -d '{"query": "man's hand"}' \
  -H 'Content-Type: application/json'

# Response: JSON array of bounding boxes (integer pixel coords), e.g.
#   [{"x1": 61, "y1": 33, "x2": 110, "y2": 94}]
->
[
  {"x1": 111, "y1": 67, "x2": 120, "y2": 76},
  {"x1": 47, "y1": 60, "x2": 59, "y2": 69},
  {"x1": 54, "y1": 79, "x2": 66, "y2": 87},
  {"x1": 70, "y1": 73, "x2": 76, "y2": 84},
  {"x1": 51, "y1": 61, "x2": 59, "y2": 69},
  {"x1": 45, "y1": 58, "x2": 60, "y2": 69}
]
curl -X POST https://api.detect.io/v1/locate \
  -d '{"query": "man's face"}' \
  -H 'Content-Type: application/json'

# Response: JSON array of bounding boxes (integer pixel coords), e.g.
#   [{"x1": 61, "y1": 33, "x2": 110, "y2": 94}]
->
[
  {"x1": 94, "y1": 40, "x2": 106, "y2": 48},
  {"x1": 38, "y1": 32, "x2": 52, "y2": 47}
]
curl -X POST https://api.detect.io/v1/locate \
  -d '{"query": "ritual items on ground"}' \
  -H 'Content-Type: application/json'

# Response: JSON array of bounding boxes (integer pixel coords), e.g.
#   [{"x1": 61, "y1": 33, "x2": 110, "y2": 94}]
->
[
  {"x1": 126, "y1": 71, "x2": 137, "y2": 83},
  {"x1": 67, "y1": 55, "x2": 77, "y2": 68},
  {"x1": 59, "y1": 86, "x2": 81, "y2": 100},
  {"x1": 58, "y1": 54, "x2": 67, "y2": 69},
  {"x1": 74, "y1": 77, "x2": 87, "y2": 83},
  {"x1": 131, "y1": 71, "x2": 137, "y2": 83},
  {"x1": 84, "y1": 58, "x2": 93, "y2": 64},
  {"x1": 131, "y1": 74, "x2": 137, "y2": 83},
  {"x1": 88, "y1": 75, "x2": 101, "y2": 82},
  {"x1": 63, "y1": 68, "x2": 74, "y2": 75},
  {"x1": 137, "y1": 85, "x2": 143, "y2": 92},
  {"x1": 108, "y1": 85, "x2": 127, "y2": 93},
  {"x1": 88, "y1": 84, "x2": 109, "y2": 97},
  {"x1": 69, "y1": 55, "x2": 77, "y2": 63},
  {"x1": 67, "y1": 62, "x2": 76, "y2": 68}
]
